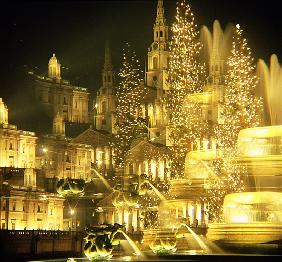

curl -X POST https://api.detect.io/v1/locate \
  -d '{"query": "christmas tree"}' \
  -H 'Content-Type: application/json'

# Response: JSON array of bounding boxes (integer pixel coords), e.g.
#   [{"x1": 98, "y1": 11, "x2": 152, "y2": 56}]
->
[
  {"x1": 167, "y1": 0, "x2": 206, "y2": 177},
  {"x1": 113, "y1": 43, "x2": 144, "y2": 169},
  {"x1": 206, "y1": 24, "x2": 263, "y2": 222}
]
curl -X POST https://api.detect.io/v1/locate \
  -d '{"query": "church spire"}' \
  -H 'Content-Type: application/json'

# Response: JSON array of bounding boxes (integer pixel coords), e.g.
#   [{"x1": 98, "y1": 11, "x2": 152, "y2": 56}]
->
[
  {"x1": 102, "y1": 40, "x2": 114, "y2": 88},
  {"x1": 104, "y1": 40, "x2": 112, "y2": 71},
  {"x1": 155, "y1": 0, "x2": 166, "y2": 26},
  {"x1": 153, "y1": 0, "x2": 168, "y2": 43}
]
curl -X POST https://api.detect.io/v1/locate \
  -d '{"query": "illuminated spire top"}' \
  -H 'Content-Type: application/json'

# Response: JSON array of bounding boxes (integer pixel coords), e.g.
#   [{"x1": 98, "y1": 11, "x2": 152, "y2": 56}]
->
[
  {"x1": 104, "y1": 40, "x2": 112, "y2": 71},
  {"x1": 48, "y1": 53, "x2": 61, "y2": 80},
  {"x1": 102, "y1": 41, "x2": 114, "y2": 88},
  {"x1": 155, "y1": 0, "x2": 166, "y2": 26}
]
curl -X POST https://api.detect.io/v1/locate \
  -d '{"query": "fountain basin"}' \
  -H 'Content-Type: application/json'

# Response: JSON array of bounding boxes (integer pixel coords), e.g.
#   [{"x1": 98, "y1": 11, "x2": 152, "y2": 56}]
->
[
  {"x1": 237, "y1": 126, "x2": 282, "y2": 191},
  {"x1": 207, "y1": 223, "x2": 282, "y2": 244},
  {"x1": 207, "y1": 192, "x2": 282, "y2": 253}
]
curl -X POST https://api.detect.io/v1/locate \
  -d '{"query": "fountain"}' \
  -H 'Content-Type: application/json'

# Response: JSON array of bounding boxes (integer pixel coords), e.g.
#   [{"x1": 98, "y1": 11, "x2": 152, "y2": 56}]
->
[
  {"x1": 257, "y1": 55, "x2": 282, "y2": 126},
  {"x1": 142, "y1": 180, "x2": 168, "y2": 202},
  {"x1": 205, "y1": 54, "x2": 282, "y2": 254},
  {"x1": 91, "y1": 168, "x2": 113, "y2": 192},
  {"x1": 34, "y1": 17, "x2": 282, "y2": 262},
  {"x1": 56, "y1": 178, "x2": 86, "y2": 198},
  {"x1": 207, "y1": 125, "x2": 282, "y2": 253},
  {"x1": 83, "y1": 223, "x2": 143, "y2": 261},
  {"x1": 200, "y1": 20, "x2": 234, "y2": 66},
  {"x1": 207, "y1": 126, "x2": 282, "y2": 253}
]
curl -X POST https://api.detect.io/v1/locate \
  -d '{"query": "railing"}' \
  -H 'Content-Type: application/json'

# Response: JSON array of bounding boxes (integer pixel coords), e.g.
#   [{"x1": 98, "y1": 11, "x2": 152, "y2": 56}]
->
[
  {"x1": 0, "y1": 230, "x2": 84, "y2": 259},
  {"x1": 0, "y1": 229, "x2": 84, "y2": 238}
]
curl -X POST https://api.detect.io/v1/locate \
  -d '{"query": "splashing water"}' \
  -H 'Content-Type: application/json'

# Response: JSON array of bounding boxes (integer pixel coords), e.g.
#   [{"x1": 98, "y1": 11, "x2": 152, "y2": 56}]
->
[
  {"x1": 144, "y1": 181, "x2": 167, "y2": 201},
  {"x1": 92, "y1": 168, "x2": 113, "y2": 191},
  {"x1": 119, "y1": 231, "x2": 143, "y2": 257},
  {"x1": 200, "y1": 20, "x2": 234, "y2": 66},
  {"x1": 257, "y1": 54, "x2": 282, "y2": 125},
  {"x1": 179, "y1": 224, "x2": 211, "y2": 253}
]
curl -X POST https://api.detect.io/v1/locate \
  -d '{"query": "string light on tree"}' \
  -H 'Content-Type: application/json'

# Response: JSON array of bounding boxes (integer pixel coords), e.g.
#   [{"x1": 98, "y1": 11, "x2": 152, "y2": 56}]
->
[
  {"x1": 205, "y1": 23, "x2": 263, "y2": 222},
  {"x1": 113, "y1": 43, "x2": 145, "y2": 170},
  {"x1": 167, "y1": 0, "x2": 206, "y2": 178}
]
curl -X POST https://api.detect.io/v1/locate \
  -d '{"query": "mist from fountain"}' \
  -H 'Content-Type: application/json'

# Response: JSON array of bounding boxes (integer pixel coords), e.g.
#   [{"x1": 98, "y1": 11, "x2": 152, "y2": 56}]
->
[{"x1": 257, "y1": 54, "x2": 282, "y2": 125}]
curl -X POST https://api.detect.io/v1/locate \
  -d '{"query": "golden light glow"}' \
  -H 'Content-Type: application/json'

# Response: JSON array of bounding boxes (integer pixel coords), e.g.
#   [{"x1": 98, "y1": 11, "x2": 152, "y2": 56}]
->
[
  {"x1": 112, "y1": 42, "x2": 144, "y2": 169},
  {"x1": 203, "y1": 23, "x2": 263, "y2": 222},
  {"x1": 166, "y1": 0, "x2": 207, "y2": 177},
  {"x1": 238, "y1": 125, "x2": 282, "y2": 157},
  {"x1": 223, "y1": 192, "x2": 282, "y2": 224}
]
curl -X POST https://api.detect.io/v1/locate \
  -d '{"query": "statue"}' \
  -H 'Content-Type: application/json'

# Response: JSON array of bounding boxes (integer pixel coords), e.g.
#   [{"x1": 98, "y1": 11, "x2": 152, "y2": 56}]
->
[{"x1": 83, "y1": 223, "x2": 124, "y2": 260}]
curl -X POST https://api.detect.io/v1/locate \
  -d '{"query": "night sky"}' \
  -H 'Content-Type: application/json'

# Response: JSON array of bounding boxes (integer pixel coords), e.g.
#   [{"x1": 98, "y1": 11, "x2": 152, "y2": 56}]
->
[{"x1": 1, "y1": 0, "x2": 281, "y2": 129}]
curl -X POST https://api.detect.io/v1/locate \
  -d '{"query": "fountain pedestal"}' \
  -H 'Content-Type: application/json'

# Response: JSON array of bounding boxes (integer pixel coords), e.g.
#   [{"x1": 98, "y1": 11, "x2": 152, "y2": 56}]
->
[{"x1": 207, "y1": 126, "x2": 282, "y2": 254}]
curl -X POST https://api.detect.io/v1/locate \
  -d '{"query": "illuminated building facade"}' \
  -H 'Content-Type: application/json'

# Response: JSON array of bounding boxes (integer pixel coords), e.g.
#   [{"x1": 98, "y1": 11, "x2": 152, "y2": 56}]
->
[
  {"x1": 0, "y1": 98, "x2": 37, "y2": 174},
  {"x1": 37, "y1": 113, "x2": 92, "y2": 181},
  {"x1": 72, "y1": 128, "x2": 114, "y2": 176},
  {"x1": 0, "y1": 187, "x2": 64, "y2": 230},
  {"x1": 31, "y1": 54, "x2": 90, "y2": 124},
  {"x1": 0, "y1": 98, "x2": 64, "y2": 230},
  {"x1": 142, "y1": 0, "x2": 170, "y2": 145}
]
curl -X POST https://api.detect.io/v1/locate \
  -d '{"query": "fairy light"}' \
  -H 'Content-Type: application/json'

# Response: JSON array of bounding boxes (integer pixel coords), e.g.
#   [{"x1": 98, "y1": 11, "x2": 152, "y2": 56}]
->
[
  {"x1": 203, "y1": 24, "x2": 263, "y2": 222},
  {"x1": 166, "y1": 0, "x2": 206, "y2": 178},
  {"x1": 112, "y1": 42, "x2": 144, "y2": 170}
]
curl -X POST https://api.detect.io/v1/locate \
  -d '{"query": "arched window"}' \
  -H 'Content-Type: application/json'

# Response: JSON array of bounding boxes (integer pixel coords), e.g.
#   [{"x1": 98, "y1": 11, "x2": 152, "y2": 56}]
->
[
  {"x1": 160, "y1": 31, "x2": 163, "y2": 37},
  {"x1": 153, "y1": 57, "x2": 158, "y2": 69}
]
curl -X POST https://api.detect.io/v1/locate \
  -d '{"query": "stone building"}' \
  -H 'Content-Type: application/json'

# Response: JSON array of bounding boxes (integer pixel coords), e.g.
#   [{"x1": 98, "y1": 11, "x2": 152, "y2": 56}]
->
[
  {"x1": 0, "y1": 98, "x2": 37, "y2": 183},
  {"x1": 37, "y1": 112, "x2": 92, "y2": 182},
  {"x1": 0, "y1": 98, "x2": 64, "y2": 230},
  {"x1": 72, "y1": 128, "x2": 114, "y2": 177},
  {"x1": 31, "y1": 54, "x2": 90, "y2": 124}
]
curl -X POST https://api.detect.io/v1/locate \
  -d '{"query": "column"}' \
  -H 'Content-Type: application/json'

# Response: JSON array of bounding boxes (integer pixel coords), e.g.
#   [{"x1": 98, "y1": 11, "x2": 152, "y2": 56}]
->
[
  {"x1": 136, "y1": 209, "x2": 140, "y2": 232},
  {"x1": 113, "y1": 209, "x2": 118, "y2": 223},
  {"x1": 186, "y1": 202, "x2": 191, "y2": 226},
  {"x1": 122, "y1": 209, "x2": 125, "y2": 225},
  {"x1": 200, "y1": 201, "x2": 205, "y2": 227},
  {"x1": 193, "y1": 201, "x2": 198, "y2": 227},
  {"x1": 128, "y1": 208, "x2": 133, "y2": 233}
]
